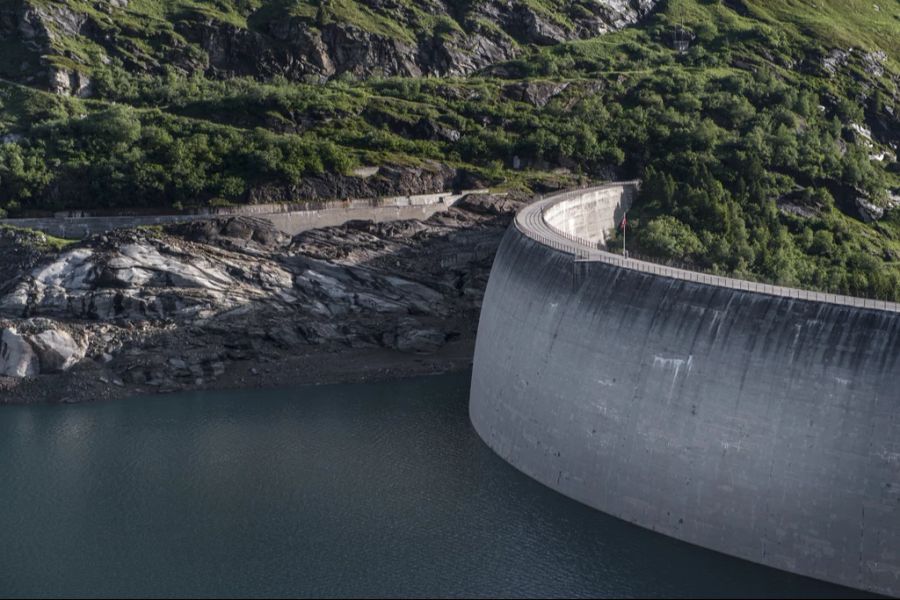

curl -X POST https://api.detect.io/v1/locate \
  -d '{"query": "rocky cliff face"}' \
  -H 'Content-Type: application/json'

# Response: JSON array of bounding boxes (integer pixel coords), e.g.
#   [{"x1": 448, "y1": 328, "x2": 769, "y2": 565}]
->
[
  {"x1": 0, "y1": 193, "x2": 523, "y2": 401},
  {"x1": 0, "y1": 0, "x2": 658, "y2": 93},
  {"x1": 0, "y1": 0, "x2": 94, "y2": 94}
]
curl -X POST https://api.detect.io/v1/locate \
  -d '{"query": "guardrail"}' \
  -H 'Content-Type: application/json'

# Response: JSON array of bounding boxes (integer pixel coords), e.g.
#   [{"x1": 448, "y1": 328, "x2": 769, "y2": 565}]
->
[
  {"x1": 1, "y1": 189, "x2": 492, "y2": 240},
  {"x1": 515, "y1": 183, "x2": 900, "y2": 313},
  {"x1": 14, "y1": 189, "x2": 492, "y2": 220}
]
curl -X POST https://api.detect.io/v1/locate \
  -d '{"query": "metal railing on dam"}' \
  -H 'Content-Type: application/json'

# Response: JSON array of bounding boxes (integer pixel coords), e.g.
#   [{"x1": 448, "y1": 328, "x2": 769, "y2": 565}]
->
[{"x1": 516, "y1": 182, "x2": 900, "y2": 313}]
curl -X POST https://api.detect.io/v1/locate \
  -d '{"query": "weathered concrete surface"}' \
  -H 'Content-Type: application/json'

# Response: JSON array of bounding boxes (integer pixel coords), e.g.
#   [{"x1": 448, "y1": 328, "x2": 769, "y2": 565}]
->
[{"x1": 470, "y1": 194, "x2": 900, "y2": 595}]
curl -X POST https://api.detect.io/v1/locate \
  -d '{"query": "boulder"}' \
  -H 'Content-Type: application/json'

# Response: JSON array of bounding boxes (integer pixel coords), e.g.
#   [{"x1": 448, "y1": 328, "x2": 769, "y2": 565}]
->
[
  {"x1": 391, "y1": 320, "x2": 447, "y2": 354},
  {"x1": 0, "y1": 328, "x2": 39, "y2": 378},
  {"x1": 28, "y1": 329, "x2": 85, "y2": 373},
  {"x1": 455, "y1": 192, "x2": 524, "y2": 216},
  {"x1": 503, "y1": 81, "x2": 570, "y2": 108},
  {"x1": 415, "y1": 118, "x2": 461, "y2": 142},
  {"x1": 822, "y1": 48, "x2": 851, "y2": 75},
  {"x1": 862, "y1": 50, "x2": 886, "y2": 77},
  {"x1": 174, "y1": 216, "x2": 288, "y2": 249}
]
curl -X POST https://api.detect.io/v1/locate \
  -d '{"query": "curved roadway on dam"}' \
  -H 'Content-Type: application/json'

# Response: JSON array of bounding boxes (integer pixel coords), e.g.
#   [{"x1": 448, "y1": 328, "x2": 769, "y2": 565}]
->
[{"x1": 470, "y1": 182, "x2": 900, "y2": 596}]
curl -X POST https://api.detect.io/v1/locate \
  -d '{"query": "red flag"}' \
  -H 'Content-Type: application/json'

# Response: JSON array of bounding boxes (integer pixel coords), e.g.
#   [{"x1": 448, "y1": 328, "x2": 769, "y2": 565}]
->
[{"x1": 620, "y1": 214, "x2": 627, "y2": 230}]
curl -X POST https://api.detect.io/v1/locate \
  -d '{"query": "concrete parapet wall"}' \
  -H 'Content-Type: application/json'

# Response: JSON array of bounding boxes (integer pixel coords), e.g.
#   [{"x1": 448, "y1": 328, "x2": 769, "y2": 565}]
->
[
  {"x1": 470, "y1": 183, "x2": 900, "y2": 595},
  {"x1": 542, "y1": 182, "x2": 638, "y2": 246},
  {"x1": 521, "y1": 183, "x2": 899, "y2": 313},
  {"x1": 1, "y1": 189, "x2": 489, "y2": 239}
]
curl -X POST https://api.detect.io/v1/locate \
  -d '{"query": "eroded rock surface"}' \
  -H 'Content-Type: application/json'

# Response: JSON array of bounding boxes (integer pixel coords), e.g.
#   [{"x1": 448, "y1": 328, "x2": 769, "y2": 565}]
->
[
  {"x1": 0, "y1": 193, "x2": 526, "y2": 400},
  {"x1": 0, "y1": 0, "x2": 659, "y2": 91}
]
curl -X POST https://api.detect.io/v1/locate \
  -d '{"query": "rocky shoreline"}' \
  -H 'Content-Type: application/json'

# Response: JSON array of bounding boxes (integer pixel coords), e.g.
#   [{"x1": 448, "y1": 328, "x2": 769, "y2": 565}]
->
[
  {"x1": 0, "y1": 342, "x2": 477, "y2": 404},
  {"x1": 0, "y1": 193, "x2": 524, "y2": 403}
]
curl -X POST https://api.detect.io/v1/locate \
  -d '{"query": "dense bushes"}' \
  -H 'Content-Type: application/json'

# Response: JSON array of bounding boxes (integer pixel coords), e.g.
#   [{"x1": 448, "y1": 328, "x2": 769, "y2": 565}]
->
[{"x1": 0, "y1": 103, "x2": 357, "y2": 210}]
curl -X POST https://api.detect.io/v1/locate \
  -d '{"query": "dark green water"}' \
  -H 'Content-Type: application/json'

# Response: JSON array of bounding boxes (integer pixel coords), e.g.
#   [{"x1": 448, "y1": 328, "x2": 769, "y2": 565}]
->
[{"x1": 0, "y1": 373, "x2": 872, "y2": 598}]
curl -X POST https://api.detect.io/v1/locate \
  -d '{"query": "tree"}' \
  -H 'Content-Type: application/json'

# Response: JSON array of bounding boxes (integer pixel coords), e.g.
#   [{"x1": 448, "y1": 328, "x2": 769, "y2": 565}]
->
[{"x1": 639, "y1": 216, "x2": 704, "y2": 260}]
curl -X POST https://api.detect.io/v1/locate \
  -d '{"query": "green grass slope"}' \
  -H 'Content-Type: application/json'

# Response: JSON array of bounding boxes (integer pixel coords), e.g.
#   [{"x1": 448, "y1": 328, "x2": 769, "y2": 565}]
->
[{"x1": 0, "y1": 0, "x2": 898, "y2": 299}]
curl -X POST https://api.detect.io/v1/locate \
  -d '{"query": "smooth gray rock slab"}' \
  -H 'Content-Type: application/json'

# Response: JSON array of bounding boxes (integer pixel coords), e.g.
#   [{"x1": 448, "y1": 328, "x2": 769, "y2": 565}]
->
[
  {"x1": 28, "y1": 329, "x2": 84, "y2": 373},
  {"x1": 0, "y1": 328, "x2": 39, "y2": 378}
]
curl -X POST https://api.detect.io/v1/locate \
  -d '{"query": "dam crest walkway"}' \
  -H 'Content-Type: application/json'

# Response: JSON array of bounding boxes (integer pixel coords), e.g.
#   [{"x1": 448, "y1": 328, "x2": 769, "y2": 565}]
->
[{"x1": 517, "y1": 183, "x2": 900, "y2": 313}]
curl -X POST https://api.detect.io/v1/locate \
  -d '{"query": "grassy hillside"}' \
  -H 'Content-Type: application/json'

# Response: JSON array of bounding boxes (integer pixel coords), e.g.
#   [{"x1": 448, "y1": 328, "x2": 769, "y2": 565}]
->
[{"x1": 0, "y1": 0, "x2": 899, "y2": 299}]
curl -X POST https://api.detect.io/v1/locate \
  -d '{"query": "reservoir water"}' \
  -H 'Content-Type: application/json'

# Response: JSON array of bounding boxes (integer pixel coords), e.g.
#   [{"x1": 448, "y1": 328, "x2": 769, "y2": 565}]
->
[{"x1": 0, "y1": 372, "x2": 871, "y2": 598}]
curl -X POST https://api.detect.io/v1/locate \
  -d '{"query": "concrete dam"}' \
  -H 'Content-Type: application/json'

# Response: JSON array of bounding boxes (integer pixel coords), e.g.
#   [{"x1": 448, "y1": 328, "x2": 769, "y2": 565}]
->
[{"x1": 469, "y1": 182, "x2": 900, "y2": 595}]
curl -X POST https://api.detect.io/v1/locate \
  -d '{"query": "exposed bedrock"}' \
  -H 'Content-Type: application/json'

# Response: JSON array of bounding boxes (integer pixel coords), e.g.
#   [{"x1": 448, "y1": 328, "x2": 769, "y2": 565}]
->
[
  {"x1": 0, "y1": 193, "x2": 522, "y2": 399},
  {"x1": 470, "y1": 217, "x2": 900, "y2": 595},
  {"x1": 0, "y1": 0, "x2": 659, "y2": 89}
]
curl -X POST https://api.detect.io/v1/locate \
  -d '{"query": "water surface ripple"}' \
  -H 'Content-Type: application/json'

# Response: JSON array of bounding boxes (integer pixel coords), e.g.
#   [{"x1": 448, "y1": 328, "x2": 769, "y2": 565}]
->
[{"x1": 0, "y1": 373, "x2": 871, "y2": 598}]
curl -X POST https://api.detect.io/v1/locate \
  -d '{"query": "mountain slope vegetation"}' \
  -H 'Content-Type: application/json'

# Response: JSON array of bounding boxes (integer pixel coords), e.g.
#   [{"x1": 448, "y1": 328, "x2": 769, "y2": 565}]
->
[{"x1": 0, "y1": 0, "x2": 898, "y2": 299}]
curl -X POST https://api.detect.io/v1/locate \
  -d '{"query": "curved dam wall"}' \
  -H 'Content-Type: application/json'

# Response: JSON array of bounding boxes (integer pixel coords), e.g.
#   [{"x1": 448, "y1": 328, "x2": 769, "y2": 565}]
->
[
  {"x1": 541, "y1": 184, "x2": 634, "y2": 246},
  {"x1": 470, "y1": 183, "x2": 900, "y2": 596}
]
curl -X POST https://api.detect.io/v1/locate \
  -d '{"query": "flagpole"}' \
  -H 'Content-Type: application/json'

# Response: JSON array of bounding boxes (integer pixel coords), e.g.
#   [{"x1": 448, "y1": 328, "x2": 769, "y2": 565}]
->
[{"x1": 622, "y1": 211, "x2": 627, "y2": 257}]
